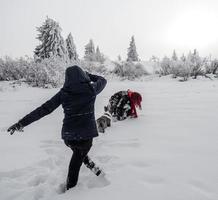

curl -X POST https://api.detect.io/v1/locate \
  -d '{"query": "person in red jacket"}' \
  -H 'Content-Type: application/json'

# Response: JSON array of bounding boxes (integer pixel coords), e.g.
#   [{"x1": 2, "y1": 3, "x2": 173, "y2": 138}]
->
[{"x1": 106, "y1": 89, "x2": 142, "y2": 121}]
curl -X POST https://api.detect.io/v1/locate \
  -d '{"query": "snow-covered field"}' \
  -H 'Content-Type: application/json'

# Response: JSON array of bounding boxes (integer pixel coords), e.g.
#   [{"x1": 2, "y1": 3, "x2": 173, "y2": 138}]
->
[{"x1": 0, "y1": 77, "x2": 218, "y2": 200}]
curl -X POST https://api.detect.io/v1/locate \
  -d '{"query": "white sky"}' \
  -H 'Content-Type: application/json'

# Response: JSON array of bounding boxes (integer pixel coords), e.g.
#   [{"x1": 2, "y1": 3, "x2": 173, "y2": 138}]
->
[{"x1": 1, "y1": 0, "x2": 218, "y2": 60}]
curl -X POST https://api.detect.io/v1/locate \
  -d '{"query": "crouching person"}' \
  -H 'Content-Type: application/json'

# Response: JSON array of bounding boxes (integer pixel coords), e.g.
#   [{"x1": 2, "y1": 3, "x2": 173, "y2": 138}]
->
[
  {"x1": 7, "y1": 66, "x2": 107, "y2": 190},
  {"x1": 106, "y1": 89, "x2": 142, "y2": 121}
]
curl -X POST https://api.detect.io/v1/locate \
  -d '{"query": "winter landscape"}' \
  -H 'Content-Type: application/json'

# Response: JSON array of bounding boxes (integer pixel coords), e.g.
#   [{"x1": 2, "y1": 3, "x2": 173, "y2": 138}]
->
[
  {"x1": 1, "y1": 0, "x2": 218, "y2": 200},
  {"x1": 1, "y1": 78, "x2": 218, "y2": 200}
]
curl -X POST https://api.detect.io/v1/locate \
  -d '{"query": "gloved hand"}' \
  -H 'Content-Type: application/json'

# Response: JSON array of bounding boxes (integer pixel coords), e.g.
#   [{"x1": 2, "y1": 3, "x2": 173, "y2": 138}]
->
[
  {"x1": 84, "y1": 71, "x2": 92, "y2": 82},
  {"x1": 7, "y1": 122, "x2": 23, "y2": 135}
]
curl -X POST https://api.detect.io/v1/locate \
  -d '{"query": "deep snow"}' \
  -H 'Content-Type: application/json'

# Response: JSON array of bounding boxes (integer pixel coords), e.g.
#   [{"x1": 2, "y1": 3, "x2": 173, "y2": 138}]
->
[{"x1": 0, "y1": 77, "x2": 218, "y2": 200}]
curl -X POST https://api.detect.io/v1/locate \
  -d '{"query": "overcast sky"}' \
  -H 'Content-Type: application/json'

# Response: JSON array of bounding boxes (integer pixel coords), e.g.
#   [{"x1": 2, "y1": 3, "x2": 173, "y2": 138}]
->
[{"x1": 1, "y1": 0, "x2": 218, "y2": 60}]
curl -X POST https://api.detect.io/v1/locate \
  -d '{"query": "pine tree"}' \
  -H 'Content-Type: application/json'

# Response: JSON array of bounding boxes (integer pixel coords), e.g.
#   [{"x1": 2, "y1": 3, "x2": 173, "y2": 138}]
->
[
  {"x1": 180, "y1": 54, "x2": 186, "y2": 62},
  {"x1": 84, "y1": 39, "x2": 96, "y2": 61},
  {"x1": 96, "y1": 46, "x2": 100, "y2": 60},
  {"x1": 150, "y1": 55, "x2": 159, "y2": 63},
  {"x1": 160, "y1": 56, "x2": 171, "y2": 75},
  {"x1": 187, "y1": 49, "x2": 200, "y2": 63},
  {"x1": 172, "y1": 50, "x2": 178, "y2": 61},
  {"x1": 127, "y1": 36, "x2": 139, "y2": 62},
  {"x1": 193, "y1": 49, "x2": 199, "y2": 56},
  {"x1": 187, "y1": 49, "x2": 203, "y2": 78},
  {"x1": 34, "y1": 17, "x2": 67, "y2": 60},
  {"x1": 66, "y1": 33, "x2": 79, "y2": 61},
  {"x1": 95, "y1": 46, "x2": 104, "y2": 63},
  {"x1": 118, "y1": 55, "x2": 122, "y2": 61}
]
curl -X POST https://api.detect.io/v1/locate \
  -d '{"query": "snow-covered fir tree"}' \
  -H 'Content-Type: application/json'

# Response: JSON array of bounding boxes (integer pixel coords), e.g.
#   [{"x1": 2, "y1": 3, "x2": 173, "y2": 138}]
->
[
  {"x1": 95, "y1": 46, "x2": 101, "y2": 61},
  {"x1": 172, "y1": 50, "x2": 178, "y2": 61},
  {"x1": 118, "y1": 55, "x2": 122, "y2": 61},
  {"x1": 95, "y1": 46, "x2": 105, "y2": 63},
  {"x1": 160, "y1": 56, "x2": 171, "y2": 75},
  {"x1": 127, "y1": 36, "x2": 139, "y2": 62},
  {"x1": 186, "y1": 49, "x2": 203, "y2": 78},
  {"x1": 180, "y1": 54, "x2": 186, "y2": 62},
  {"x1": 84, "y1": 39, "x2": 96, "y2": 61},
  {"x1": 34, "y1": 17, "x2": 67, "y2": 60},
  {"x1": 187, "y1": 49, "x2": 200, "y2": 63},
  {"x1": 66, "y1": 33, "x2": 79, "y2": 61},
  {"x1": 150, "y1": 55, "x2": 159, "y2": 63}
]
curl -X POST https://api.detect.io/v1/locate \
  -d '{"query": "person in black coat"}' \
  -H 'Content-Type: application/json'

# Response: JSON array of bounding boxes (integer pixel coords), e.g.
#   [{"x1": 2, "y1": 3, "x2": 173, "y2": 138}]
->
[
  {"x1": 107, "y1": 90, "x2": 142, "y2": 121},
  {"x1": 7, "y1": 65, "x2": 107, "y2": 190}
]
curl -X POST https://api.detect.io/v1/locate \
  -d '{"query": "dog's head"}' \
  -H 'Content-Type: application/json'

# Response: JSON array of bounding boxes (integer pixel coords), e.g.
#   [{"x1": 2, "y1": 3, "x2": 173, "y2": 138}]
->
[
  {"x1": 97, "y1": 117, "x2": 107, "y2": 133},
  {"x1": 103, "y1": 111, "x2": 112, "y2": 120}
]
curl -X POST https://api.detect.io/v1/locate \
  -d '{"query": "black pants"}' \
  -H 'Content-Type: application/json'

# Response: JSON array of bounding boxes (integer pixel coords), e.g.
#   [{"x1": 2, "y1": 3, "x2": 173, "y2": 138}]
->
[{"x1": 64, "y1": 139, "x2": 93, "y2": 189}]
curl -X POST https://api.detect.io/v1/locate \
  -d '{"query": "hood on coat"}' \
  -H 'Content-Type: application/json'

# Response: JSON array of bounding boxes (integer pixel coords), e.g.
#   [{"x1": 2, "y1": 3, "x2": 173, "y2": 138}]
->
[{"x1": 63, "y1": 65, "x2": 92, "y2": 93}]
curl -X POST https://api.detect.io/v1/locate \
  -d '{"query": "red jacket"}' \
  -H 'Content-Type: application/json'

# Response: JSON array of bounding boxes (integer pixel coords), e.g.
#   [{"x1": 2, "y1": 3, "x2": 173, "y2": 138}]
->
[{"x1": 127, "y1": 90, "x2": 142, "y2": 118}]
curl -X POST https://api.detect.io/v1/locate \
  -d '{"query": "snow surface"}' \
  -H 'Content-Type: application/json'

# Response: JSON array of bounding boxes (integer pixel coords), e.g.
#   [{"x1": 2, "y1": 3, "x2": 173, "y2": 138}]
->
[{"x1": 0, "y1": 77, "x2": 218, "y2": 200}]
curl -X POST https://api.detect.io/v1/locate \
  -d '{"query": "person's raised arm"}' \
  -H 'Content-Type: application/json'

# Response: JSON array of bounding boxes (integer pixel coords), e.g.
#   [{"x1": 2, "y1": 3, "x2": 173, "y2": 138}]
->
[
  {"x1": 7, "y1": 91, "x2": 62, "y2": 135},
  {"x1": 87, "y1": 73, "x2": 107, "y2": 95}
]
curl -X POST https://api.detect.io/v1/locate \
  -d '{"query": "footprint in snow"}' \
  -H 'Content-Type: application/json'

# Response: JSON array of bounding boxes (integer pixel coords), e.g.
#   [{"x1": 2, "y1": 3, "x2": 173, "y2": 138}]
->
[
  {"x1": 95, "y1": 155, "x2": 119, "y2": 164},
  {"x1": 129, "y1": 160, "x2": 151, "y2": 168},
  {"x1": 86, "y1": 175, "x2": 110, "y2": 189},
  {"x1": 40, "y1": 140, "x2": 63, "y2": 149},
  {"x1": 27, "y1": 173, "x2": 48, "y2": 187},
  {"x1": 0, "y1": 140, "x2": 69, "y2": 200},
  {"x1": 39, "y1": 140, "x2": 67, "y2": 167},
  {"x1": 32, "y1": 186, "x2": 45, "y2": 200},
  {"x1": 41, "y1": 140, "x2": 62, "y2": 145},
  {"x1": 105, "y1": 141, "x2": 140, "y2": 148},
  {"x1": 141, "y1": 174, "x2": 165, "y2": 184},
  {"x1": 0, "y1": 166, "x2": 35, "y2": 180}
]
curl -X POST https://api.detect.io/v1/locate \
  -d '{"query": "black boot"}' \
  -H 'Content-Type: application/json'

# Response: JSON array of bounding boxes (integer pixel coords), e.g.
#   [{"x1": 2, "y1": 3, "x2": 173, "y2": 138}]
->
[{"x1": 83, "y1": 156, "x2": 105, "y2": 176}]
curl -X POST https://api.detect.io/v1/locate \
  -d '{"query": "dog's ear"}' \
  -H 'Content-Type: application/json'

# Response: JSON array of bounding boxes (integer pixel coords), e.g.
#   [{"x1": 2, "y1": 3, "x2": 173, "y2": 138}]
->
[
  {"x1": 97, "y1": 120, "x2": 104, "y2": 133},
  {"x1": 104, "y1": 106, "x2": 108, "y2": 112},
  {"x1": 104, "y1": 112, "x2": 112, "y2": 118}
]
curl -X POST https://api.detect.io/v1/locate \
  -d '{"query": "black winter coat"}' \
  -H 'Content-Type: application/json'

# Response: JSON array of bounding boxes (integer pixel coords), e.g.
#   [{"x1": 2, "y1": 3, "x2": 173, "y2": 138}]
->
[
  {"x1": 109, "y1": 91, "x2": 131, "y2": 120},
  {"x1": 18, "y1": 66, "x2": 107, "y2": 141}
]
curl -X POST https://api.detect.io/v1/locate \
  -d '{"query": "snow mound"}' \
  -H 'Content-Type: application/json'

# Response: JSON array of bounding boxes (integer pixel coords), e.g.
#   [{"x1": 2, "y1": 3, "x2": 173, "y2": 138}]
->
[{"x1": 0, "y1": 79, "x2": 218, "y2": 200}]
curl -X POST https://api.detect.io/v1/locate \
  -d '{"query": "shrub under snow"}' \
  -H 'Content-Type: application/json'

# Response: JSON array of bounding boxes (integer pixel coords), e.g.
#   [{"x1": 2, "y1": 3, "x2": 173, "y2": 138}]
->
[
  {"x1": 0, "y1": 56, "x2": 111, "y2": 88},
  {"x1": 157, "y1": 50, "x2": 218, "y2": 81},
  {"x1": 113, "y1": 61, "x2": 148, "y2": 80},
  {"x1": 80, "y1": 60, "x2": 108, "y2": 75},
  {"x1": 0, "y1": 56, "x2": 68, "y2": 88}
]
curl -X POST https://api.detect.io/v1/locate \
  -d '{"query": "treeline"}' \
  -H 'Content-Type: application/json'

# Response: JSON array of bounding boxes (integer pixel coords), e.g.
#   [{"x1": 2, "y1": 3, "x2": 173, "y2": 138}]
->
[
  {"x1": 0, "y1": 17, "x2": 147, "y2": 87},
  {"x1": 1, "y1": 17, "x2": 218, "y2": 87},
  {"x1": 151, "y1": 49, "x2": 218, "y2": 81},
  {"x1": 0, "y1": 56, "x2": 69, "y2": 87}
]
